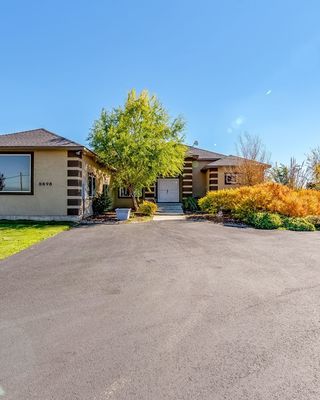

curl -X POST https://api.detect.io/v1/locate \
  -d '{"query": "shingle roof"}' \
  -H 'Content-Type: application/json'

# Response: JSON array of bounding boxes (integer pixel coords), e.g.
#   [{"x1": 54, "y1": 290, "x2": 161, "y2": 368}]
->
[
  {"x1": 0, "y1": 128, "x2": 83, "y2": 148},
  {"x1": 203, "y1": 155, "x2": 271, "y2": 169},
  {"x1": 205, "y1": 155, "x2": 243, "y2": 167},
  {"x1": 187, "y1": 146, "x2": 226, "y2": 160}
]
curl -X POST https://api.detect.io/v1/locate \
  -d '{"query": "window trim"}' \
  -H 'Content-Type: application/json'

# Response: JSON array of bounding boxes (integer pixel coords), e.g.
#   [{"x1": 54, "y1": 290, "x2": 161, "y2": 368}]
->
[{"x1": 0, "y1": 152, "x2": 34, "y2": 195}]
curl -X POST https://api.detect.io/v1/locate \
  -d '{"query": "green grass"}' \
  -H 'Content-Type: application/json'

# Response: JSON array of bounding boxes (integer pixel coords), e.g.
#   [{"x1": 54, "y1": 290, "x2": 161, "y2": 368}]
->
[{"x1": 0, "y1": 221, "x2": 72, "y2": 260}]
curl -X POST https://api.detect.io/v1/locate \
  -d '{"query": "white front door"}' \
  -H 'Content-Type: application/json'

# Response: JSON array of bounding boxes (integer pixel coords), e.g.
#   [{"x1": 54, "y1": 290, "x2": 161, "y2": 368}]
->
[{"x1": 157, "y1": 178, "x2": 180, "y2": 202}]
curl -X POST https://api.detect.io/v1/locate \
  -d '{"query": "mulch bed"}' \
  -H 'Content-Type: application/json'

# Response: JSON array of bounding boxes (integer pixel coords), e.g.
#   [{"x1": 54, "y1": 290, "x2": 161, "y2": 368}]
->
[
  {"x1": 185, "y1": 213, "x2": 248, "y2": 228},
  {"x1": 81, "y1": 212, "x2": 120, "y2": 224},
  {"x1": 80, "y1": 212, "x2": 152, "y2": 225}
]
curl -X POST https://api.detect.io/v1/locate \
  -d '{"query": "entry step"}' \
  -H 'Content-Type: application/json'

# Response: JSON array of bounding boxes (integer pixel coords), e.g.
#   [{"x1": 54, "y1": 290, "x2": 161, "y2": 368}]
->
[{"x1": 156, "y1": 203, "x2": 184, "y2": 215}]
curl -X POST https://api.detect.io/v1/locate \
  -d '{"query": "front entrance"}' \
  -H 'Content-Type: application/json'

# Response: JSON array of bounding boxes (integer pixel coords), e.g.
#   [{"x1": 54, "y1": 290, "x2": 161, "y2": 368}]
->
[{"x1": 157, "y1": 178, "x2": 180, "y2": 202}]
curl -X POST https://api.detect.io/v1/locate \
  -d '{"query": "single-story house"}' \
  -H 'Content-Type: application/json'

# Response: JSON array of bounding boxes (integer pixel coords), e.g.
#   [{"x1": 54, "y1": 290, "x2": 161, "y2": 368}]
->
[
  {"x1": 114, "y1": 146, "x2": 266, "y2": 207},
  {"x1": 0, "y1": 128, "x2": 267, "y2": 219},
  {"x1": 0, "y1": 129, "x2": 110, "y2": 220}
]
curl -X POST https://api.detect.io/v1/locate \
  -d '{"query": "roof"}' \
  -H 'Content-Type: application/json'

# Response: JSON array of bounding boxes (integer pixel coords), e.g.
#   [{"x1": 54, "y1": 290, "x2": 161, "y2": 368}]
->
[
  {"x1": 187, "y1": 145, "x2": 226, "y2": 160},
  {"x1": 0, "y1": 128, "x2": 84, "y2": 148},
  {"x1": 202, "y1": 155, "x2": 271, "y2": 170},
  {"x1": 205, "y1": 155, "x2": 243, "y2": 167}
]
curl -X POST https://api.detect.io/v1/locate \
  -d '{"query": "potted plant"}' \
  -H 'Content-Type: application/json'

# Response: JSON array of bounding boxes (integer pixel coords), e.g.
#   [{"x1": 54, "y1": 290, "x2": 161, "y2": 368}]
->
[{"x1": 115, "y1": 208, "x2": 131, "y2": 220}]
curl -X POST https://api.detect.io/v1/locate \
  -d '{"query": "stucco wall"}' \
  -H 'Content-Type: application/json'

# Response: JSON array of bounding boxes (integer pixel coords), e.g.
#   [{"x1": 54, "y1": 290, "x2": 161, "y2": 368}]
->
[
  {"x1": 218, "y1": 166, "x2": 240, "y2": 190},
  {"x1": 0, "y1": 150, "x2": 68, "y2": 217},
  {"x1": 192, "y1": 160, "x2": 209, "y2": 198}
]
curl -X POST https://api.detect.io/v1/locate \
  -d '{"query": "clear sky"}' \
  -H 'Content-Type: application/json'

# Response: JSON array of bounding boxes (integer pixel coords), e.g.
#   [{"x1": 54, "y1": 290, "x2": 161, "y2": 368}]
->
[{"x1": 0, "y1": 0, "x2": 319, "y2": 163}]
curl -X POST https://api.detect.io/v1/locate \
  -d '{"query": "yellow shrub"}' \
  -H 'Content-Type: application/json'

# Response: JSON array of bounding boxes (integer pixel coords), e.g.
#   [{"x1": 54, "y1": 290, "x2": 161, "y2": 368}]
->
[
  {"x1": 198, "y1": 183, "x2": 320, "y2": 218},
  {"x1": 138, "y1": 201, "x2": 158, "y2": 216}
]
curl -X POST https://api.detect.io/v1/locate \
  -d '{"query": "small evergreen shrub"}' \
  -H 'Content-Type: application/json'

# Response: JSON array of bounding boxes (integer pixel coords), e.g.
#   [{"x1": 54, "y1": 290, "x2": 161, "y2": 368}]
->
[
  {"x1": 305, "y1": 216, "x2": 320, "y2": 230},
  {"x1": 183, "y1": 196, "x2": 199, "y2": 212},
  {"x1": 92, "y1": 191, "x2": 112, "y2": 214},
  {"x1": 283, "y1": 217, "x2": 316, "y2": 231},
  {"x1": 249, "y1": 212, "x2": 283, "y2": 230},
  {"x1": 138, "y1": 201, "x2": 158, "y2": 216}
]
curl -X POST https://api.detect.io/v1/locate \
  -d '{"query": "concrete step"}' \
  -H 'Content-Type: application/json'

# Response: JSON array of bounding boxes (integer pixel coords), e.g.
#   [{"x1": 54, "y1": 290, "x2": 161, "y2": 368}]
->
[
  {"x1": 155, "y1": 211, "x2": 185, "y2": 215},
  {"x1": 156, "y1": 203, "x2": 184, "y2": 215},
  {"x1": 156, "y1": 208, "x2": 184, "y2": 212}
]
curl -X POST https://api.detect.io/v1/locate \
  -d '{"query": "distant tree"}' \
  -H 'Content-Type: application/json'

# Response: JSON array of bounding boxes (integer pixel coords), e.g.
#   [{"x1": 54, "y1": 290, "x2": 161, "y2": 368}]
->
[
  {"x1": 306, "y1": 146, "x2": 320, "y2": 190},
  {"x1": 270, "y1": 163, "x2": 290, "y2": 186},
  {"x1": 270, "y1": 158, "x2": 308, "y2": 189},
  {"x1": 88, "y1": 90, "x2": 186, "y2": 210},
  {"x1": 0, "y1": 173, "x2": 5, "y2": 191},
  {"x1": 236, "y1": 133, "x2": 270, "y2": 186}
]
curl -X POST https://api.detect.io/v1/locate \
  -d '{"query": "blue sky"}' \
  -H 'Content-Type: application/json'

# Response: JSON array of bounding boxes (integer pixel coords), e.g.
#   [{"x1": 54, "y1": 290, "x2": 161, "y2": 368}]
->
[{"x1": 0, "y1": 0, "x2": 319, "y2": 163}]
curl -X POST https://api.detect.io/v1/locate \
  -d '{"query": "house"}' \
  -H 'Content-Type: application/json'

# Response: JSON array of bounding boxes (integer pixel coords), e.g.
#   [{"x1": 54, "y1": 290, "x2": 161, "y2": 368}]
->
[
  {"x1": 0, "y1": 129, "x2": 110, "y2": 220},
  {"x1": 0, "y1": 128, "x2": 267, "y2": 219},
  {"x1": 114, "y1": 146, "x2": 264, "y2": 207}
]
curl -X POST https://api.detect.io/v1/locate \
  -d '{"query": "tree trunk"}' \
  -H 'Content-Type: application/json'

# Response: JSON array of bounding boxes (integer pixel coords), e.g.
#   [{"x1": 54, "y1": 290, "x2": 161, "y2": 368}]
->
[
  {"x1": 128, "y1": 186, "x2": 138, "y2": 211},
  {"x1": 132, "y1": 195, "x2": 138, "y2": 211}
]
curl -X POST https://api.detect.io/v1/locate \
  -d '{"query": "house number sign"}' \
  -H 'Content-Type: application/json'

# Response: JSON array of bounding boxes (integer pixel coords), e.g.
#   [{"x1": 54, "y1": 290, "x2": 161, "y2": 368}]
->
[{"x1": 38, "y1": 182, "x2": 53, "y2": 186}]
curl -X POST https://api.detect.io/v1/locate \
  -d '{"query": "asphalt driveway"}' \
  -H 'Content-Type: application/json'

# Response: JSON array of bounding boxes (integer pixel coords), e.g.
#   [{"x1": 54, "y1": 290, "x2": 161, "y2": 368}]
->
[{"x1": 1, "y1": 220, "x2": 320, "y2": 400}]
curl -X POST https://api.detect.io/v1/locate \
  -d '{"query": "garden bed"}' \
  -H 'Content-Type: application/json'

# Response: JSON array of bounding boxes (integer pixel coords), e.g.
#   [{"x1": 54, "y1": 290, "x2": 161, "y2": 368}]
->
[
  {"x1": 81, "y1": 212, "x2": 152, "y2": 224},
  {"x1": 186, "y1": 213, "x2": 248, "y2": 227},
  {"x1": 197, "y1": 183, "x2": 320, "y2": 231}
]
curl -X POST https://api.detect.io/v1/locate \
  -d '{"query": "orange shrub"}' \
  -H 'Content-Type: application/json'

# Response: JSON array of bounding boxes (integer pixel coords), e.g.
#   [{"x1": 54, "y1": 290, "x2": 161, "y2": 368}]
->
[{"x1": 198, "y1": 182, "x2": 320, "y2": 218}]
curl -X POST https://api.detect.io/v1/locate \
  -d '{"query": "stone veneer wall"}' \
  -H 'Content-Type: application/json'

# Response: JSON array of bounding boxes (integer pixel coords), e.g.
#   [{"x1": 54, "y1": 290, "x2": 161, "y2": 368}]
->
[
  {"x1": 208, "y1": 167, "x2": 218, "y2": 191},
  {"x1": 144, "y1": 184, "x2": 156, "y2": 201},
  {"x1": 66, "y1": 150, "x2": 83, "y2": 216},
  {"x1": 182, "y1": 157, "x2": 193, "y2": 199}
]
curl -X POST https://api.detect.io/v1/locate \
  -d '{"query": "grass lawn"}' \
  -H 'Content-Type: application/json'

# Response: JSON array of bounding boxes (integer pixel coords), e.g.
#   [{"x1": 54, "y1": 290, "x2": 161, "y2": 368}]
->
[{"x1": 0, "y1": 221, "x2": 72, "y2": 260}]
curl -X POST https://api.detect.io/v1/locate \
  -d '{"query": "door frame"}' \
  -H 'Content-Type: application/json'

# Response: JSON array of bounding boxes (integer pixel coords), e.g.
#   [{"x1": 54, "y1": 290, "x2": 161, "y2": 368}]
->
[{"x1": 156, "y1": 178, "x2": 181, "y2": 203}]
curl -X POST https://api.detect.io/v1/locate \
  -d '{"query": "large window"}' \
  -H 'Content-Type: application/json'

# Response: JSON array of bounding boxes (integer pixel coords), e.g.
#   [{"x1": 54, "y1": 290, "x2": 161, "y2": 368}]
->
[{"x1": 0, "y1": 153, "x2": 32, "y2": 194}]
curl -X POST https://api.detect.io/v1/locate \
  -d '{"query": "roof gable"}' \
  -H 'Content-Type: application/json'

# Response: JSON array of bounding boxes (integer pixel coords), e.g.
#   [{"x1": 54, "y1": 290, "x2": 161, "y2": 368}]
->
[{"x1": 0, "y1": 129, "x2": 83, "y2": 148}]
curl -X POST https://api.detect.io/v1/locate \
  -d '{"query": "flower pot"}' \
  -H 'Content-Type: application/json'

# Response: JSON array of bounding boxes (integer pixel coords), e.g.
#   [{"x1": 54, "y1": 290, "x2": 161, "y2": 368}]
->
[{"x1": 115, "y1": 208, "x2": 131, "y2": 221}]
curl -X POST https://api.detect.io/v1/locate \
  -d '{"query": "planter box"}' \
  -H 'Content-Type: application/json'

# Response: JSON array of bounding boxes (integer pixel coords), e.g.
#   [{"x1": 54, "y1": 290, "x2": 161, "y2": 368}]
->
[{"x1": 115, "y1": 208, "x2": 131, "y2": 221}]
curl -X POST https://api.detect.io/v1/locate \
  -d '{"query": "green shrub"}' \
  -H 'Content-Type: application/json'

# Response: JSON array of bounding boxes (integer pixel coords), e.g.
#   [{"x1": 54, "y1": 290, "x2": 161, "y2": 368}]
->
[
  {"x1": 182, "y1": 196, "x2": 199, "y2": 212},
  {"x1": 92, "y1": 191, "x2": 112, "y2": 214},
  {"x1": 249, "y1": 212, "x2": 283, "y2": 230},
  {"x1": 283, "y1": 217, "x2": 316, "y2": 231},
  {"x1": 138, "y1": 201, "x2": 158, "y2": 216},
  {"x1": 305, "y1": 216, "x2": 320, "y2": 230}
]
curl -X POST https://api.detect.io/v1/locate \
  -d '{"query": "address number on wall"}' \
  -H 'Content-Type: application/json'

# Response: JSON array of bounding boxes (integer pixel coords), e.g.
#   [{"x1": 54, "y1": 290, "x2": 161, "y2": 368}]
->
[{"x1": 38, "y1": 182, "x2": 53, "y2": 186}]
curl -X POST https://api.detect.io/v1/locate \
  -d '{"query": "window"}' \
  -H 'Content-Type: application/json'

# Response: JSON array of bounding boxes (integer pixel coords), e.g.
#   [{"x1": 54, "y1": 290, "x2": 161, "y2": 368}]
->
[
  {"x1": 118, "y1": 187, "x2": 131, "y2": 198},
  {"x1": 88, "y1": 174, "x2": 96, "y2": 197},
  {"x1": 225, "y1": 173, "x2": 238, "y2": 185},
  {"x1": 0, "y1": 153, "x2": 33, "y2": 194},
  {"x1": 103, "y1": 183, "x2": 109, "y2": 195}
]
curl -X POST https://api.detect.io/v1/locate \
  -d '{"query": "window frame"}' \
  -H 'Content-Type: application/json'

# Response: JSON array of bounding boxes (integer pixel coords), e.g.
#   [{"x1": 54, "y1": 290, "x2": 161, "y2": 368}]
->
[
  {"x1": 102, "y1": 183, "x2": 109, "y2": 195},
  {"x1": 118, "y1": 187, "x2": 131, "y2": 198},
  {"x1": 224, "y1": 172, "x2": 239, "y2": 185},
  {"x1": 87, "y1": 173, "x2": 96, "y2": 198},
  {"x1": 0, "y1": 152, "x2": 34, "y2": 195}
]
